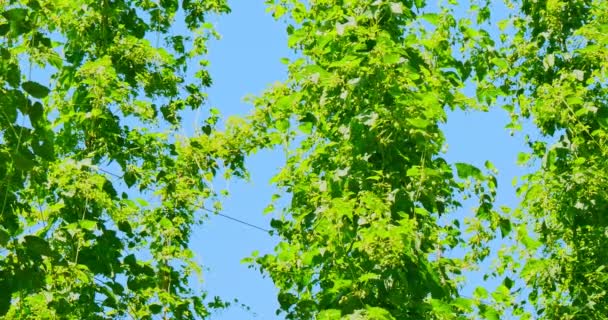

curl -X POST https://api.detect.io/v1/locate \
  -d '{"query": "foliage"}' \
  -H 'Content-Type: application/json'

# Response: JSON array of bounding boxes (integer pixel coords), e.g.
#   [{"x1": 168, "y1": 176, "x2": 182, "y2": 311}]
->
[
  {"x1": 240, "y1": 0, "x2": 509, "y2": 318},
  {"x1": 496, "y1": 0, "x2": 608, "y2": 318},
  {"x1": 0, "y1": 0, "x2": 246, "y2": 319},
  {"x1": 240, "y1": 0, "x2": 608, "y2": 319},
  {"x1": 2, "y1": 0, "x2": 608, "y2": 319}
]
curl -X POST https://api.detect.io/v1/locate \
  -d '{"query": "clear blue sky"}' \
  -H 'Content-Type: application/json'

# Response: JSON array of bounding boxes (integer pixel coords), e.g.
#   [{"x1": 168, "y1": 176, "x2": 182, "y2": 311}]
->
[
  {"x1": 190, "y1": 1, "x2": 289, "y2": 319},
  {"x1": 190, "y1": 1, "x2": 532, "y2": 318}
]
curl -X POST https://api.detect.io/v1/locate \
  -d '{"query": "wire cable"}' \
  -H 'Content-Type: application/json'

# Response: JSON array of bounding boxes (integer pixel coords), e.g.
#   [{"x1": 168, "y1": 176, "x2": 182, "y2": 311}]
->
[{"x1": 200, "y1": 207, "x2": 273, "y2": 234}]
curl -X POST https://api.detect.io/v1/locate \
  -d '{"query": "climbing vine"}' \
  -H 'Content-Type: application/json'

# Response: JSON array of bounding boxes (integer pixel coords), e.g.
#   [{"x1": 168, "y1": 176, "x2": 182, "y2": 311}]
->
[
  {"x1": 2, "y1": 0, "x2": 607, "y2": 319},
  {"x1": 0, "y1": 0, "x2": 246, "y2": 318},
  {"x1": 241, "y1": 0, "x2": 506, "y2": 318},
  {"x1": 497, "y1": 0, "x2": 608, "y2": 318}
]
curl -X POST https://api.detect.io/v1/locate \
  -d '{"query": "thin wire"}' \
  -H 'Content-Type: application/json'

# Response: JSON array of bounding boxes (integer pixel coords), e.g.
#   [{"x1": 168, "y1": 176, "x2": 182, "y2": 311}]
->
[
  {"x1": 200, "y1": 207, "x2": 273, "y2": 234},
  {"x1": 92, "y1": 167, "x2": 273, "y2": 234},
  {"x1": 217, "y1": 212, "x2": 272, "y2": 234}
]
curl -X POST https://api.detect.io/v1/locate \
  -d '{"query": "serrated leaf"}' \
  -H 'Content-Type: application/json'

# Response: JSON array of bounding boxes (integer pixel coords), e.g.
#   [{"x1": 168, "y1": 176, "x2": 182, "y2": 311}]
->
[
  {"x1": 365, "y1": 306, "x2": 395, "y2": 319},
  {"x1": 22, "y1": 81, "x2": 50, "y2": 98},
  {"x1": 491, "y1": 57, "x2": 509, "y2": 70},
  {"x1": 28, "y1": 101, "x2": 43, "y2": 124},
  {"x1": 473, "y1": 286, "x2": 488, "y2": 299},
  {"x1": 24, "y1": 235, "x2": 52, "y2": 257},
  {"x1": 499, "y1": 218, "x2": 511, "y2": 238},
  {"x1": 0, "y1": 24, "x2": 9, "y2": 36},
  {"x1": 421, "y1": 13, "x2": 440, "y2": 25},
  {"x1": 317, "y1": 309, "x2": 341, "y2": 320},
  {"x1": 263, "y1": 204, "x2": 275, "y2": 215},
  {"x1": 453, "y1": 297, "x2": 473, "y2": 311},
  {"x1": 0, "y1": 280, "x2": 11, "y2": 315},
  {"x1": 406, "y1": 166, "x2": 421, "y2": 177},
  {"x1": 6, "y1": 63, "x2": 20, "y2": 87},
  {"x1": 79, "y1": 220, "x2": 97, "y2": 231},
  {"x1": 359, "y1": 272, "x2": 380, "y2": 282},
  {"x1": 124, "y1": 171, "x2": 137, "y2": 188},
  {"x1": 298, "y1": 122, "x2": 313, "y2": 134},
  {"x1": 407, "y1": 117, "x2": 430, "y2": 128},
  {"x1": 123, "y1": 254, "x2": 137, "y2": 266},
  {"x1": 13, "y1": 149, "x2": 36, "y2": 171},
  {"x1": 275, "y1": 119, "x2": 289, "y2": 132},
  {"x1": 597, "y1": 107, "x2": 608, "y2": 129},
  {"x1": 2, "y1": 8, "x2": 28, "y2": 22},
  {"x1": 118, "y1": 221, "x2": 132, "y2": 235},
  {"x1": 455, "y1": 162, "x2": 482, "y2": 179},
  {"x1": 483, "y1": 307, "x2": 500, "y2": 320},
  {"x1": 48, "y1": 52, "x2": 63, "y2": 69},
  {"x1": 160, "y1": 217, "x2": 173, "y2": 228},
  {"x1": 0, "y1": 229, "x2": 10, "y2": 246},
  {"x1": 383, "y1": 53, "x2": 401, "y2": 64},
  {"x1": 126, "y1": 277, "x2": 140, "y2": 290},
  {"x1": 149, "y1": 304, "x2": 162, "y2": 314},
  {"x1": 135, "y1": 198, "x2": 149, "y2": 207}
]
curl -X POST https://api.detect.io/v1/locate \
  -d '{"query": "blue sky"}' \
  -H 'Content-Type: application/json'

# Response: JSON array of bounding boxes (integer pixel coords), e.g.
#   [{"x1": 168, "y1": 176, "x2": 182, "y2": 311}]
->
[
  {"x1": 191, "y1": 2, "x2": 288, "y2": 319},
  {"x1": 190, "y1": 1, "x2": 533, "y2": 319}
]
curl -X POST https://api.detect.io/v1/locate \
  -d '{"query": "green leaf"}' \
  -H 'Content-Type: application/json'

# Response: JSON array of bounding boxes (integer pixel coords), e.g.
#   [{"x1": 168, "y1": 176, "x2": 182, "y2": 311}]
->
[
  {"x1": 566, "y1": 95, "x2": 583, "y2": 106},
  {"x1": 149, "y1": 304, "x2": 163, "y2": 314},
  {"x1": 473, "y1": 286, "x2": 488, "y2": 299},
  {"x1": 597, "y1": 107, "x2": 608, "y2": 129},
  {"x1": 48, "y1": 52, "x2": 63, "y2": 69},
  {"x1": 160, "y1": 217, "x2": 173, "y2": 228},
  {"x1": 365, "y1": 306, "x2": 396, "y2": 319},
  {"x1": 453, "y1": 297, "x2": 473, "y2": 311},
  {"x1": 124, "y1": 171, "x2": 137, "y2": 188},
  {"x1": 407, "y1": 117, "x2": 430, "y2": 128},
  {"x1": 383, "y1": 53, "x2": 401, "y2": 64},
  {"x1": 103, "y1": 179, "x2": 118, "y2": 198},
  {"x1": 406, "y1": 166, "x2": 421, "y2": 177},
  {"x1": 277, "y1": 292, "x2": 296, "y2": 310},
  {"x1": 358, "y1": 272, "x2": 380, "y2": 282},
  {"x1": 22, "y1": 81, "x2": 50, "y2": 98},
  {"x1": 6, "y1": 63, "x2": 20, "y2": 87},
  {"x1": 0, "y1": 24, "x2": 9, "y2": 36},
  {"x1": 123, "y1": 254, "x2": 137, "y2": 267},
  {"x1": 24, "y1": 235, "x2": 52, "y2": 257},
  {"x1": 126, "y1": 277, "x2": 140, "y2": 290},
  {"x1": 317, "y1": 309, "x2": 341, "y2": 320},
  {"x1": 0, "y1": 280, "x2": 11, "y2": 316},
  {"x1": 117, "y1": 221, "x2": 133, "y2": 235},
  {"x1": 298, "y1": 121, "x2": 313, "y2": 134},
  {"x1": 28, "y1": 101, "x2": 44, "y2": 124},
  {"x1": 499, "y1": 218, "x2": 511, "y2": 238},
  {"x1": 13, "y1": 149, "x2": 36, "y2": 171},
  {"x1": 483, "y1": 307, "x2": 500, "y2": 320},
  {"x1": 484, "y1": 160, "x2": 498, "y2": 174},
  {"x1": 2, "y1": 8, "x2": 27, "y2": 21},
  {"x1": 421, "y1": 13, "x2": 440, "y2": 25},
  {"x1": 263, "y1": 204, "x2": 275, "y2": 215},
  {"x1": 516, "y1": 152, "x2": 530, "y2": 165},
  {"x1": 491, "y1": 58, "x2": 509, "y2": 70},
  {"x1": 79, "y1": 220, "x2": 97, "y2": 231},
  {"x1": 275, "y1": 119, "x2": 289, "y2": 132},
  {"x1": 0, "y1": 228, "x2": 10, "y2": 246},
  {"x1": 455, "y1": 162, "x2": 482, "y2": 179}
]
